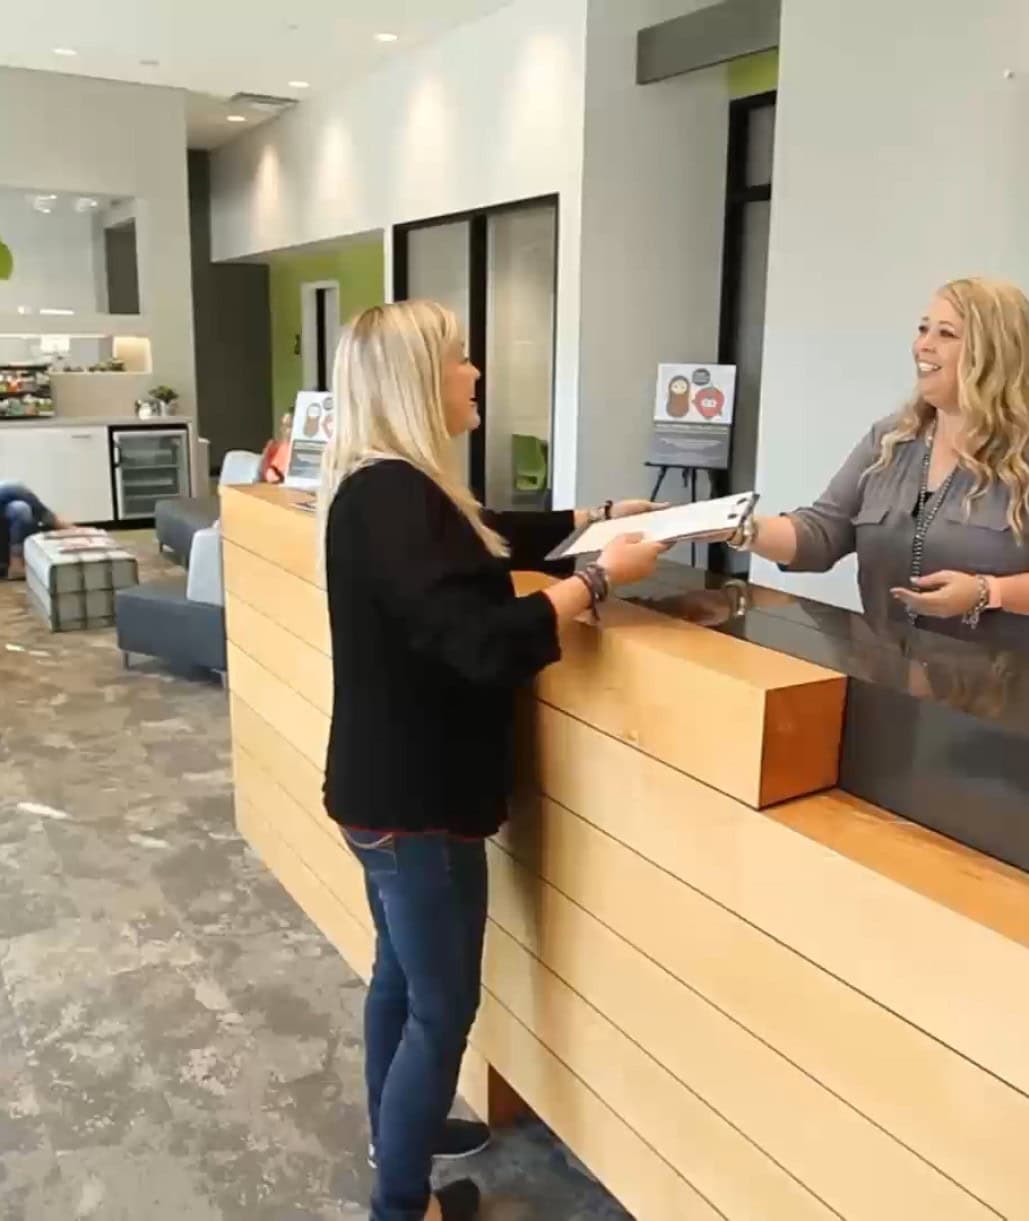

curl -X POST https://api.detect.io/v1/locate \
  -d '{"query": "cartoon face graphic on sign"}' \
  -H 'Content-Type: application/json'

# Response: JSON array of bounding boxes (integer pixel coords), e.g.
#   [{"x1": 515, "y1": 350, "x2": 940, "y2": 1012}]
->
[
  {"x1": 665, "y1": 375, "x2": 691, "y2": 418},
  {"x1": 303, "y1": 399, "x2": 323, "y2": 438},
  {"x1": 694, "y1": 386, "x2": 725, "y2": 420}
]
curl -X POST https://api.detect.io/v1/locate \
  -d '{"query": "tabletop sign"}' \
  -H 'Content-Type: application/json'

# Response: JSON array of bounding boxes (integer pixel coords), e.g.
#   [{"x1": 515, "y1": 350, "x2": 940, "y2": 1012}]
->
[
  {"x1": 284, "y1": 391, "x2": 335, "y2": 490},
  {"x1": 648, "y1": 363, "x2": 737, "y2": 471}
]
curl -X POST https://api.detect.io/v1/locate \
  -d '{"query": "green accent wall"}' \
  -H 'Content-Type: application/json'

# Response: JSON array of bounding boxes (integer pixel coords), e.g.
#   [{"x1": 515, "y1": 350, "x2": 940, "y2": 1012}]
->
[
  {"x1": 269, "y1": 236, "x2": 386, "y2": 420},
  {"x1": 728, "y1": 48, "x2": 779, "y2": 99}
]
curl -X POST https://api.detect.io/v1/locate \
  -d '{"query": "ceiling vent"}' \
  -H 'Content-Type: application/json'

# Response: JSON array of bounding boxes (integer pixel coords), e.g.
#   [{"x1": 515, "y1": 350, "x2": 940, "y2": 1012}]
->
[{"x1": 228, "y1": 92, "x2": 298, "y2": 115}]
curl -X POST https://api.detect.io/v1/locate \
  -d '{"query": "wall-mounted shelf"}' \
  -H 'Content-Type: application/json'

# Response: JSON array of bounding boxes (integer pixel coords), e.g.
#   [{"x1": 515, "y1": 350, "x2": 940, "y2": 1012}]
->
[{"x1": 0, "y1": 312, "x2": 151, "y2": 338}]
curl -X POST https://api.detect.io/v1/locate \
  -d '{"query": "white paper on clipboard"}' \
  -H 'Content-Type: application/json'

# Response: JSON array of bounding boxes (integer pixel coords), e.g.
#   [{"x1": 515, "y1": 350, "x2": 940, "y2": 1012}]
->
[{"x1": 546, "y1": 492, "x2": 758, "y2": 561}]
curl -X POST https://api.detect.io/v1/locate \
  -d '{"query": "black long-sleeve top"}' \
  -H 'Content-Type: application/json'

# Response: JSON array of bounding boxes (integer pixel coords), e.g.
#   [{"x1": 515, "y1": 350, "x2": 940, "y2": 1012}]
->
[{"x1": 323, "y1": 460, "x2": 573, "y2": 837}]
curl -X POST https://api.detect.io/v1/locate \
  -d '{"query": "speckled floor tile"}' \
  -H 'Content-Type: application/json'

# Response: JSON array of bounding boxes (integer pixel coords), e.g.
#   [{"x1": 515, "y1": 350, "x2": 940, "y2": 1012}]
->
[{"x1": 0, "y1": 532, "x2": 631, "y2": 1219}]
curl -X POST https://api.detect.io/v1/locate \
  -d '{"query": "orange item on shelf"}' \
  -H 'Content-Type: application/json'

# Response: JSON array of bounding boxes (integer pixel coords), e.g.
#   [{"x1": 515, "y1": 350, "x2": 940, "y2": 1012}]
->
[{"x1": 259, "y1": 439, "x2": 289, "y2": 484}]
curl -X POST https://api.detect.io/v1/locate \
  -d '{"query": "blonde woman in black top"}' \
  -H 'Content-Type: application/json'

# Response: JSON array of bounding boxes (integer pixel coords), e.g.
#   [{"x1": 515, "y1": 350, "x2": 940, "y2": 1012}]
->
[{"x1": 317, "y1": 300, "x2": 663, "y2": 1221}]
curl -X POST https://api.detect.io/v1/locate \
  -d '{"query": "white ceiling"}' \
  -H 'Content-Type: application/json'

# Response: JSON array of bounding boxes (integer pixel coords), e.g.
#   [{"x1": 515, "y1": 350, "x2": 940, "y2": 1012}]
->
[{"x1": 0, "y1": 0, "x2": 514, "y2": 148}]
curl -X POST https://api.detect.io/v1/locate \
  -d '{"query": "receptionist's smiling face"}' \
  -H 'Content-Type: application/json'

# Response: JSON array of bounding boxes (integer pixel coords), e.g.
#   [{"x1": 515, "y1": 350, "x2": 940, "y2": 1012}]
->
[{"x1": 913, "y1": 295, "x2": 962, "y2": 412}]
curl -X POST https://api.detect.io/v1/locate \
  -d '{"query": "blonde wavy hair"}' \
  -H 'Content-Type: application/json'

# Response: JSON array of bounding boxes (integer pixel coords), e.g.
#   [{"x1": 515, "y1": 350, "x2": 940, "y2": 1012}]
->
[
  {"x1": 871, "y1": 277, "x2": 1029, "y2": 534},
  {"x1": 316, "y1": 300, "x2": 507, "y2": 559}
]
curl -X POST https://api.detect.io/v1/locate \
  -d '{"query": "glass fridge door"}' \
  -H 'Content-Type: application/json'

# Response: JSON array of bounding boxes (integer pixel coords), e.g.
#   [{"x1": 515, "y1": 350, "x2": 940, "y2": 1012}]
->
[{"x1": 112, "y1": 427, "x2": 190, "y2": 519}]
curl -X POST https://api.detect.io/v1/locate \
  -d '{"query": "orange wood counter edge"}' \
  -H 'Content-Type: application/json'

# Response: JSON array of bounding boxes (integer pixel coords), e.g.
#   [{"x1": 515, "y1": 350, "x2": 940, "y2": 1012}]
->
[{"x1": 220, "y1": 484, "x2": 1029, "y2": 949}]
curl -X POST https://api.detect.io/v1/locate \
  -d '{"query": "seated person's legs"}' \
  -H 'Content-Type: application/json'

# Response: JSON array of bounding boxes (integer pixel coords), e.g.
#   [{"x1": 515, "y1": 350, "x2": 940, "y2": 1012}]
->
[{"x1": 4, "y1": 501, "x2": 36, "y2": 579}]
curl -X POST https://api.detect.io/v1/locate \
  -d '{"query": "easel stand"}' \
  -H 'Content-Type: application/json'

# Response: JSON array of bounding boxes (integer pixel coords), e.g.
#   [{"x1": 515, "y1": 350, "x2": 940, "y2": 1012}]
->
[
  {"x1": 646, "y1": 462, "x2": 697, "y2": 504},
  {"x1": 645, "y1": 462, "x2": 701, "y2": 567}
]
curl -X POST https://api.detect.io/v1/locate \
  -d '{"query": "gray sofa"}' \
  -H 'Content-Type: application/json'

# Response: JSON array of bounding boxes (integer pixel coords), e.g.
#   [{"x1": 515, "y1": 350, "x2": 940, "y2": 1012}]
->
[
  {"x1": 116, "y1": 525, "x2": 226, "y2": 676},
  {"x1": 155, "y1": 495, "x2": 219, "y2": 566},
  {"x1": 155, "y1": 450, "x2": 261, "y2": 565}
]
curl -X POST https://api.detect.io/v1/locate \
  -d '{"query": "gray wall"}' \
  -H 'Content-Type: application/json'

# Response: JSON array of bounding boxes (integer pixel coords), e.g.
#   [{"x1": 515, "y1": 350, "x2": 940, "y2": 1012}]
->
[
  {"x1": 188, "y1": 151, "x2": 272, "y2": 472},
  {"x1": 576, "y1": 0, "x2": 728, "y2": 507}
]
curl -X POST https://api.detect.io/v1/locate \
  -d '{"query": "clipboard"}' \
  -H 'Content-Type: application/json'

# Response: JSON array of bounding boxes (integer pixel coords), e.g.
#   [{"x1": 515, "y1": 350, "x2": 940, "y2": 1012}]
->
[{"x1": 545, "y1": 492, "x2": 758, "y2": 562}]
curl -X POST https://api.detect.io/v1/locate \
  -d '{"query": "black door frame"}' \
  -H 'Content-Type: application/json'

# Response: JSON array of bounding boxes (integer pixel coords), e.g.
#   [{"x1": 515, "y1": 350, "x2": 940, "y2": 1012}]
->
[
  {"x1": 717, "y1": 89, "x2": 775, "y2": 374},
  {"x1": 710, "y1": 89, "x2": 776, "y2": 570},
  {"x1": 393, "y1": 193, "x2": 560, "y2": 504}
]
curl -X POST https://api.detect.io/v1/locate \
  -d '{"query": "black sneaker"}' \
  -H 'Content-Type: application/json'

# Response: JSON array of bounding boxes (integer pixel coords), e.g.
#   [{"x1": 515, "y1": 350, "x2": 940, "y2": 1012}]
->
[
  {"x1": 435, "y1": 1178, "x2": 481, "y2": 1220},
  {"x1": 368, "y1": 1118, "x2": 491, "y2": 1169}
]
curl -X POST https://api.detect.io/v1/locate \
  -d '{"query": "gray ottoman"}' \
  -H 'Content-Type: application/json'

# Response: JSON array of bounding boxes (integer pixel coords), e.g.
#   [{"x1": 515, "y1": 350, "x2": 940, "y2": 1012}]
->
[
  {"x1": 25, "y1": 531, "x2": 139, "y2": 632},
  {"x1": 115, "y1": 577, "x2": 227, "y2": 675}
]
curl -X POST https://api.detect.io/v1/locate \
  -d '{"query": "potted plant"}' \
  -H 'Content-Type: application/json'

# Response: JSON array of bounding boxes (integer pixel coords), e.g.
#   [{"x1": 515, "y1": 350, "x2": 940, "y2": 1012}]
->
[{"x1": 148, "y1": 384, "x2": 178, "y2": 416}]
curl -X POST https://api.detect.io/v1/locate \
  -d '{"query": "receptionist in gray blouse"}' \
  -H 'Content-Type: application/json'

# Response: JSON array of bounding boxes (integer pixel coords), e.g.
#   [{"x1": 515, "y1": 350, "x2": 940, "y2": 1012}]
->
[{"x1": 736, "y1": 277, "x2": 1029, "y2": 645}]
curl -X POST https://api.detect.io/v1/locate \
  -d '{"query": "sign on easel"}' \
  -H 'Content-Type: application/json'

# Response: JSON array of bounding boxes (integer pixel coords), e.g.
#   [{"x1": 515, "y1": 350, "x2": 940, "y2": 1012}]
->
[
  {"x1": 649, "y1": 363, "x2": 737, "y2": 471},
  {"x1": 284, "y1": 391, "x2": 335, "y2": 490}
]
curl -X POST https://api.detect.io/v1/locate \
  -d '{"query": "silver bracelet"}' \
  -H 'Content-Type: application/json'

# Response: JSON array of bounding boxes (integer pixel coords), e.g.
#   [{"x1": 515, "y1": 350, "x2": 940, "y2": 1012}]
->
[
  {"x1": 728, "y1": 515, "x2": 759, "y2": 552},
  {"x1": 962, "y1": 575, "x2": 990, "y2": 628},
  {"x1": 573, "y1": 563, "x2": 610, "y2": 622}
]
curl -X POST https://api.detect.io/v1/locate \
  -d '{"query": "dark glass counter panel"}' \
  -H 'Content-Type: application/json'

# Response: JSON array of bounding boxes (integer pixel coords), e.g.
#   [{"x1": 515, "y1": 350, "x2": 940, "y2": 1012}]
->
[{"x1": 622, "y1": 562, "x2": 1029, "y2": 872}]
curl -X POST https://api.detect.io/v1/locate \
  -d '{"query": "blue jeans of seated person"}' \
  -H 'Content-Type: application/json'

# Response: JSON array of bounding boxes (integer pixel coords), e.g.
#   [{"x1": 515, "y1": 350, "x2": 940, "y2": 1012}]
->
[
  {"x1": 0, "y1": 482, "x2": 56, "y2": 548},
  {"x1": 342, "y1": 828, "x2": 488, "y2": 1221},
  {"x1": 0, "y1": 483, "x2": 57, "y2": 574}
]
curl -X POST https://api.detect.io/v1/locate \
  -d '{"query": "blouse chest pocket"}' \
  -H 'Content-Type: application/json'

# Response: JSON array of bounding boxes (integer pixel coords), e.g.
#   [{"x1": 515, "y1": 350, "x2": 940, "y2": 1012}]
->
[
  {"x1": 941, "y1": 493, "x2": 1010, "y2": 535},
  {"x1": 851, "y1": 491, "x2": 891, "y2": 527},
  {"x1": 939, "y1": 493, "x2": 1025, "y2": 574}
]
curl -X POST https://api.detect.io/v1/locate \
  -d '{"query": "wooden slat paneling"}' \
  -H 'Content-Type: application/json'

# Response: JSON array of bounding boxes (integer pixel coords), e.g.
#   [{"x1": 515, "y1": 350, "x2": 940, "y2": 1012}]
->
[
  {"x1": 520, "y1": 700, "x2": 1029, "y2": 1101},
  {"x1": 231, "y1": 682, "x2": 1029, "y2": 1217},
  {"x1": 231, "y1": 694, "x2": 325, "y2": 817},
  {"x1": 221, "y1": 485, "x2": 321, "y2": 585},
  {"x1": 226, "y1": 593, "x2": 332, "y2": 715},
  {"x1": 488, "y1": 835, "x2": 1005, "y2": 1220},
  {"x1": 227, "y1": 643, "x2": 328, "y2": 770},
  {"x1": 483, "y1": 924, "x2": 837, "y2": 1221},
  {"x1": 223, "y1": 539, "x2": 331, "y2": 656},
  {"x1": 233, "y1": 704, "x2": 1003, "y2": 1219},
  {"x1": 233, "y1": 744, "x2": 370, "y2": 932}
]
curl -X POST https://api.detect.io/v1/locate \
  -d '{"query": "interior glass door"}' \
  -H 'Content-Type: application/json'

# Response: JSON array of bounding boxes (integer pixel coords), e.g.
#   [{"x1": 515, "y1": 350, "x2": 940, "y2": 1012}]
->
[
  {"x1": 485, "y1": 203, "x2": 556, "y2": 509},
  {"x1": 406, "y1": 221, "x2": 472, "y2": 483}
]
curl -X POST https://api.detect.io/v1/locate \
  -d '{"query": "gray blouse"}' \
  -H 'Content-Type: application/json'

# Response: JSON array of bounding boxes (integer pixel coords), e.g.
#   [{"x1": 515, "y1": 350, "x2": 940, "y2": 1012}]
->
[{"x1": 788, "y1": 415, "x2": 1029, "y2": 646}]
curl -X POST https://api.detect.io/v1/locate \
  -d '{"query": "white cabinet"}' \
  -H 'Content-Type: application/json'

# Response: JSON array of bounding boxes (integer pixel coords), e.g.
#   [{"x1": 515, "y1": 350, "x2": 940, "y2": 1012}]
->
[{"x1": 0, "y1": 425, "x2": 114, "y2": 524}]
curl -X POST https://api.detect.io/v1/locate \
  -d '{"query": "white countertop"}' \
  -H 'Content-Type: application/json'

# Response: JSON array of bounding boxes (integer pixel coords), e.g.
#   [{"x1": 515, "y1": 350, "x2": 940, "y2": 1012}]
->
[{"x1": 0, "y1": 416, "x2": 193, "y2": 429}]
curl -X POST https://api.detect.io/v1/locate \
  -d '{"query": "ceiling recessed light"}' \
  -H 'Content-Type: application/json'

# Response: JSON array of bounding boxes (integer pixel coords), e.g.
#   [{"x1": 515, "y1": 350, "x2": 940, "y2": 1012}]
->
[
  {"x1": 226, "y1": 114, "x2": 247, "y2": 123},
  {"x1": 39, "y1": 308, "x2": 75, "y2": 317},
  {"x1": 375, "y1": 32, "x2": 399, "y2": 43},
  {"x1": 288, "y1": 80, "x2": 310, "y2": 89},
  {"x1": 16, "y1": 306, "x2": 32, "y2": 316},
  {"x1": 53, "y1": 47, "x2": 77, "y2": 57}
]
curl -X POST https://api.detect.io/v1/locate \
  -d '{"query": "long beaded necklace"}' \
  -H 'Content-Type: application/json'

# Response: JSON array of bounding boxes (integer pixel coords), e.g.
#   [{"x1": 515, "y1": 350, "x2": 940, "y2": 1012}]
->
[{"x1": 907, "y1": 423, "x2": 957, "y2": 623}]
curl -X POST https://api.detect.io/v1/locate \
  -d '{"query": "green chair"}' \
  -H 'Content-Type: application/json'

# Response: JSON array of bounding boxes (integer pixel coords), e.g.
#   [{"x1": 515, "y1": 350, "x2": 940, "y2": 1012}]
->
[{"x1": 512, "y1": 434, "x2": 548, "y2": 498}]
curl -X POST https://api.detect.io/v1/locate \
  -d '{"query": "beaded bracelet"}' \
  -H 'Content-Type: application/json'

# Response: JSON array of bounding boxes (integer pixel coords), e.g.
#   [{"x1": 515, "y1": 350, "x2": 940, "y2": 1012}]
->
[
  {"x1": 962, "y1": 575, "x2": 990, "y2": 629},
  {"x1": 573, "y1": 562, "x2": 610, "y2": 622}
]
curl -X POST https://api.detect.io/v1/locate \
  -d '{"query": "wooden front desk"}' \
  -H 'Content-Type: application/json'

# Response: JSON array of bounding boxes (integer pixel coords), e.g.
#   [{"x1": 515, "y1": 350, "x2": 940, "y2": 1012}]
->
[{"x1": 222, "y1": 485, "x2": 1029, "y2": 1221}]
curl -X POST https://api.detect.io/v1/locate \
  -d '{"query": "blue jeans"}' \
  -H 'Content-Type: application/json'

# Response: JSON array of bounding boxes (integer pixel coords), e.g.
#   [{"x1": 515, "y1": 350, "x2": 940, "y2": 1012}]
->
[
  {"x1": 0, "y1": 482, "x2": 55, "y2": 550},
  {"x1": 343, "y1": 829, "x2": 488, "y2": 1221}
]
